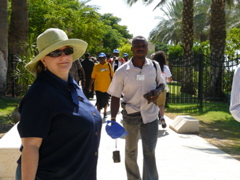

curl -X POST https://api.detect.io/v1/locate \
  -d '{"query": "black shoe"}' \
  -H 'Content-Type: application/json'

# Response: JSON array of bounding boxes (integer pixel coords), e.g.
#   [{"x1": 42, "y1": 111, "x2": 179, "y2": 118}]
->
[{"x1": 160, "y1": 118, "x2": 167, "y2": 128}]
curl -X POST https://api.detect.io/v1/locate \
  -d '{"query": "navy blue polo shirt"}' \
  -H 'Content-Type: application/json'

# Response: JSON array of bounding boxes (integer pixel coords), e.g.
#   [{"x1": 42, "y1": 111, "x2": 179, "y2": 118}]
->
[{"x1": 17, "y1": 70, "x2": 102, "y2": 179}]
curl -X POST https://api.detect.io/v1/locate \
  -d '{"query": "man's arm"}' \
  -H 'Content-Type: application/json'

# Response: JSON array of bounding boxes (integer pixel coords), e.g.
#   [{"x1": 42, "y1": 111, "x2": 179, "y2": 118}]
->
[
  {"x1": 143, "y1": 83, "x2": 165, "y2": 104},
  {"x1": 110, "y1": 96, "x2": 120, "y2": 121},
  {"x1": 167, "y1": 77, "x2": 172, "y2": 83},
  {"x1": 79, "y1": 67, "x2": 86, "y2": 88},
  {"x1": 88, "y1": 78, "x2": 95, "y2": 92}
]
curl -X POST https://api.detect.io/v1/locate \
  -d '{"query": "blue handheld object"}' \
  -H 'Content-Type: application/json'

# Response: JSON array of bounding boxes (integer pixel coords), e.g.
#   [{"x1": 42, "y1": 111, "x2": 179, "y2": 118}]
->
[{"x1": 105, "y1": 121, "x2": 128, "y2": 139}]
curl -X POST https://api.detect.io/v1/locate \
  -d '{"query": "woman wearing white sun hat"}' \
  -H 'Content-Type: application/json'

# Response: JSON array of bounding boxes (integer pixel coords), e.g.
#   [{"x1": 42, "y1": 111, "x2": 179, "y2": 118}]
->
[{"x1": 16, "y1": 28, "x2": 102, "y2": 180}]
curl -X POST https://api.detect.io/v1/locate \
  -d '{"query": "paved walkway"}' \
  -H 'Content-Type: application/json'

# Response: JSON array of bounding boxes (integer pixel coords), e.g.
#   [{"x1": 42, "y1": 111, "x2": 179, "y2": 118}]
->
[{"x1": 88, "y1": 98, "x2": 240, "y2": 180}]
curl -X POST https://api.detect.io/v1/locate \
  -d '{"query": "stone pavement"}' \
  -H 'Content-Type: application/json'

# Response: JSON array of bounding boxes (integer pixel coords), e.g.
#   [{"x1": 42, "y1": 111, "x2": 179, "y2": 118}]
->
[{"x1": 88, "y1": 98, "x2": 240, "y2": 180}]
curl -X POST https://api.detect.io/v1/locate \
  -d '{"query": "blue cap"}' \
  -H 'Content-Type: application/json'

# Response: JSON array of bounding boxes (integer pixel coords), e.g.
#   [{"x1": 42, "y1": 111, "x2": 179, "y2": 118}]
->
[
  {"x1": 123, "y1": 53, "x2": 128, "y2": 57},
  {"x1": 106, "y1": 121, "x2": 128, "y2": 139},
  {"x1": 98, "y1": 52, "x2": 106, "y2": 57},
  {"x1": 113, "y1": 49, "x2": 120, "y2": 53}
]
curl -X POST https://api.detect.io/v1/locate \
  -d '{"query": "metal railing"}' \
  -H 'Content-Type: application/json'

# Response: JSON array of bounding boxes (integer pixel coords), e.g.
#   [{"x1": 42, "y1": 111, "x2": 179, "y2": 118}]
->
[{"x1": 166, "y1": 53, "x2": 240, "y2": 106}]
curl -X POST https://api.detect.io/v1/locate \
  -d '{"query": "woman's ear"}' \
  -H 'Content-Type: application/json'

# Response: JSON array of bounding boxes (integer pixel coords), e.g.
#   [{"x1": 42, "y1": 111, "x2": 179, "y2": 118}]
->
[{"x1": 40, "y1": 58, "x2": 46, "y2": 66}]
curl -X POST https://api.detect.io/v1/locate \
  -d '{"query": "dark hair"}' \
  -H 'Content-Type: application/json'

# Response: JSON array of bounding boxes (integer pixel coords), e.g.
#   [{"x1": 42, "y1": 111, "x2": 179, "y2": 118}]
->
[
  {"x1": 106, "y1": 53, "x2": 111, "y2": 58},
  {"x1": 36, "y1": 61, "x2": 45, "y2": 76},
  {"x1": 132, "y1": 36, "x2": 147, "y2": 45},
  {"x1": 85, "y1": 53, "x2": 90, "y2": 58},
  {"x1": 152, "y1": 51, "x2": 167, "y2": 72}
]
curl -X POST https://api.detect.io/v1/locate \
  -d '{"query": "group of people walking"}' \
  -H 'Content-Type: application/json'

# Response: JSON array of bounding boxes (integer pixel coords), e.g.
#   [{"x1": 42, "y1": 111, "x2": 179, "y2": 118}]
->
[
  {"x1": 15, "y1": 28, "x2": 172, "y2": 180},
  {"x1": 70, "y1": 49, "x2": 128, "y2": 119}
]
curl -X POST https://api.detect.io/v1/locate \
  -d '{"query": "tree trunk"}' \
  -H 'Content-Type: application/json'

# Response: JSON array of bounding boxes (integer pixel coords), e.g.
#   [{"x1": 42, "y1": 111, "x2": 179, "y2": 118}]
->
[
  {"x1": 181, "y1": 0, "x2": 195, "y2": 95},
  {"x1": 0, "y1": 0, "x2": 8, "y2": 96},
  {"x1": 209, "y1": 0, "x2": 226, "y2": 98},
  {"x1": 9, "y1": 0, "x2": 29, "y2": 55},
  {"x1": 8, "y1": 0, "x2": 29, "y2": 96}
]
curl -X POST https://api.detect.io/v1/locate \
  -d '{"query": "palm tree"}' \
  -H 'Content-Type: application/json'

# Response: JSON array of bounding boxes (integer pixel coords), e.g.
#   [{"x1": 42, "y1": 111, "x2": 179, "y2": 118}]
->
[
  {"x1": 180, "y1": 0, "x2": 195, "y2": 94},
  {"x1": 194, "y1": 0, "x2": 211, "y2": 42},
  {"x1": 0, "y1": 0, "x2": 8, "y2": 95},
  {"x1": 8, "y1": 0, "x2": 29, "y2": 96},
  {"x1": 208, "y1": 0, "x2": 234, "y2": 98},
  {"x1": 208, "y1": 0, "x2": 226, "y2": 98},
  {"x1": 150, "y1": 0, "x2": 240, "y2": 44},
  {"x1": 226, "y1": 1, "x2": 240, "y2": 29},
  {"x1": 149, "y1": 0, "x2": 183, "y2": 44},
  {"x1": 182, "y1": 0, "x2": 194, "y2": 59},
  {"x1": 127, "y1": 0, "x2": 194, "y2": 59},
  {"x1": 150, "y1": 0, "x2": 213, "y2": 44},
  {"x1": 9, "y1": 0, "x2": 29, "y2": 56}
]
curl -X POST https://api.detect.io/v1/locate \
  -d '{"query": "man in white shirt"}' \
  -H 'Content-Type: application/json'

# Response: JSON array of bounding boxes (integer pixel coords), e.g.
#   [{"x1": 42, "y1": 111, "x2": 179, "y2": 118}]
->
[
  {"x1": 108, "y1": 36, "x2": 164, "y2": 180},
  {"x1": 230, "y1": 65, "x2": 240, "y2": 122}
]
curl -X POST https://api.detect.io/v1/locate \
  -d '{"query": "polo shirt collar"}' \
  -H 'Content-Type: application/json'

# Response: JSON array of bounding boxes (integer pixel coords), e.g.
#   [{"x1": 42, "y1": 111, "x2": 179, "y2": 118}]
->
[
  {"x1": 126, "y1": 58, "x2": 151, "y2": 70},
  {"x1": 38, "y1": 70, "x2": 79, "y2": 89}
]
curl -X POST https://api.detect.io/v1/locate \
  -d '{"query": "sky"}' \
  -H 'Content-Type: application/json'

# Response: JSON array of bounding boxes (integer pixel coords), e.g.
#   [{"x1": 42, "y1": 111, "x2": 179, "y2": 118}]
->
[{"x1": 86, "y1": 0, "x2": 164, "y2": 39}]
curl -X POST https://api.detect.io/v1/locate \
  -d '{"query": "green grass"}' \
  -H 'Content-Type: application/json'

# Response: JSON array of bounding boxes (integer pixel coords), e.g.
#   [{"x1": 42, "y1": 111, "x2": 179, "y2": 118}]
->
[
  {"x1": 0, "y1": 97, "x2": 21, "y2": 124},
  {"x1": 166, "y1": 103, "x2": 233, "y2": 121},
  {"x1": 165, "y1": 103, "x2": 240, "y2": 160},
  {"x1": 167, "y1": 82, "x2": 199, "y2": 104}
]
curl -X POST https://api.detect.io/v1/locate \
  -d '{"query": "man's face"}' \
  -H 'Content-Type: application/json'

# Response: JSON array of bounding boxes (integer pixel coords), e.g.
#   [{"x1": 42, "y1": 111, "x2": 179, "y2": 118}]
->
[
  {"x1": 113, "y1": 53, "x2": 119, "y2": 57},
  {"x1": 131, "y1": 39, "x2": 148, "y2": 58},
  {"x1": 99, "y1": 57, "x2": 106, "y2": 62}
]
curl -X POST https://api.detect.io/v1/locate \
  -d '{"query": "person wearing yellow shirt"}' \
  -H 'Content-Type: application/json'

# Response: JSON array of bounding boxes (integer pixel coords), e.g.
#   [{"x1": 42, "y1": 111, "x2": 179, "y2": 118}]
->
[{"x1": 89, "y1": 52, "x2": 114, "y2": 118}]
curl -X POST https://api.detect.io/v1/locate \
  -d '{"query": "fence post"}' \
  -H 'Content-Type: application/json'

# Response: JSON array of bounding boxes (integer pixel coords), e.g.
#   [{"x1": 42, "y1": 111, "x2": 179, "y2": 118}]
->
[{"x1": 198, "y1": 54, "x2": 204, "y2": 107}]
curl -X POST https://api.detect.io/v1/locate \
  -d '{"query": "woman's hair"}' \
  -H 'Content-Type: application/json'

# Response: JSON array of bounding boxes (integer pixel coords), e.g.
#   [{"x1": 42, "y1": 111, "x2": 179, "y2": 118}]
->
[
  {"x1": 152, "y1": 51, "x2": 167, "y2": 72},
  {"x1": 36, "y1": 60, "x2": 45, "y2": 76}
]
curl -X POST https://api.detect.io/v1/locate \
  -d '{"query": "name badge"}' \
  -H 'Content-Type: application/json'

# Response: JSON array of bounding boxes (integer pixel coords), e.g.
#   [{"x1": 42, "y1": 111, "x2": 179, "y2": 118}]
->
[{"x1": 137, "y1": 74, "x2": 145, "y2": 81}]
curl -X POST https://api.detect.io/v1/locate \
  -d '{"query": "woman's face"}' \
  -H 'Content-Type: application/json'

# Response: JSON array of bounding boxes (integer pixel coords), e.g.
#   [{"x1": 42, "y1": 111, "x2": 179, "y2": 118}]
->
[{"x1": 41, "y1": 46, "x2": 73, "y2": 80}]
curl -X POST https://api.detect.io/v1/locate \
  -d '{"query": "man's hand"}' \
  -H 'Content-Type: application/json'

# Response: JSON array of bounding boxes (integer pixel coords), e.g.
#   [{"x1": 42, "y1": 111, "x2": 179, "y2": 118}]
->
[
  {"x1": 143, "y1": 84, "x2": 165, "y2": 104},
  {"x1": 143, "y1": 90, "x2": 159, "y2": 104}
]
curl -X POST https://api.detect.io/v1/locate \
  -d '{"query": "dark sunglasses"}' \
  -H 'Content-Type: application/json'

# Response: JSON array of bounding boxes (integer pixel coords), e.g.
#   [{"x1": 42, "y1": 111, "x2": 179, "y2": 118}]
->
[{"x1": 46, "y1": 47, "x2": 74, "y2": 57}]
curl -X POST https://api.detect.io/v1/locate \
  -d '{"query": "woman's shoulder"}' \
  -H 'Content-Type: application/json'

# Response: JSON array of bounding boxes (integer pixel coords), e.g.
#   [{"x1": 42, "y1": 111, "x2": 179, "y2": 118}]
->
[
  {"x1": 24, "y1": 80, "x2": 51, "y2": 100},
  {"x1": 20, "y1": 80, "x2": 51, "y2": 109},
  {"x1": 164, "y1": 65, "x2": 170, "y2": 70}
]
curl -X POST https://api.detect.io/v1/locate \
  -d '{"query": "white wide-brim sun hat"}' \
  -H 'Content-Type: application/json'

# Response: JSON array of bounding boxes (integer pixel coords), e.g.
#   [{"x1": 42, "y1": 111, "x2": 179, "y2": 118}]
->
[{"x1": 25, "y1": 28, "x2": 88, "y2": 74}]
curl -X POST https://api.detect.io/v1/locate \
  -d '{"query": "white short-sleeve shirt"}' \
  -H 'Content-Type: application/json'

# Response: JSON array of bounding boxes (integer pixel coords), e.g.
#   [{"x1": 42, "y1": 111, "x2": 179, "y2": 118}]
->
[
  {"x1": 107, "y1": 58, "x2": 164, "y2": 124},
  {"x1": 230, "y1": 65, "x2": 240, "y2": 122},
  {"x1": 162, "y1": 65, "x2": 172, "y2": 84}
]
